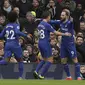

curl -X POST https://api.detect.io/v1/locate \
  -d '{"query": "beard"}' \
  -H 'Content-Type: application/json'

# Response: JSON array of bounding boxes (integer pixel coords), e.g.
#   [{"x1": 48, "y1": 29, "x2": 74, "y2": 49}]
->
[{"x1": 61, "y1": 18, "x2": 66, "y2": 22}]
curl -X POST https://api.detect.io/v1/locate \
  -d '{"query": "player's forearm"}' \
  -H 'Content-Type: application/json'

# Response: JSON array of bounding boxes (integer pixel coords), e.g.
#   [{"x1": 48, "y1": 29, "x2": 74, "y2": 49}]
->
[
  {"x1": 54, "y1": 31, "x2": 66, "y2": 36},
  {"x1": 54, "y1": 31, "x2": 72, "y2": 37},
  {"x1": 16, "y1": 30, "x2": 32, "y2": 40},
  {"x1": 0, "y1": 32, "x2": 4, "y2": 38},
  {"x1": 49, "y1": 20, "x2": 60, "y2": 25},
  {"x1": 0, "y1": 29, "x2": 5, "y2": 38},
  {"x1": 17, "y1": 31, "x2": 27, "y2": 37},
  {"x1": 0, "y1": 34, "x2": 3, "y2": 38}
]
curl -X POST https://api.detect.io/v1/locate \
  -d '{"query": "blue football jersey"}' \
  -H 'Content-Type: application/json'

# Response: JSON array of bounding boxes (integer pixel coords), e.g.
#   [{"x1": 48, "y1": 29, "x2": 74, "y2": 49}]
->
[
  {"x1": 0, "y1": 23, "x2": 27, "y2": 43},
  {"x1": 38, "y1": 21, "x2": 55, "y2": 42},
  {"x1": 38, "y1": 21, "x2": 55, "y2": 58},
  {"x1": 50, "y1": 20, "x2": 75, "y2": 43}
]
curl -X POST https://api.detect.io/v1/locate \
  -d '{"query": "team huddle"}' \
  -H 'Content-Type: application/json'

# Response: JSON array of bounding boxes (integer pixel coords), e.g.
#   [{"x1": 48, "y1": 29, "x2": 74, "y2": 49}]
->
[{"x1": 0, "y1": 9, "x2": 82, "y2": 80}]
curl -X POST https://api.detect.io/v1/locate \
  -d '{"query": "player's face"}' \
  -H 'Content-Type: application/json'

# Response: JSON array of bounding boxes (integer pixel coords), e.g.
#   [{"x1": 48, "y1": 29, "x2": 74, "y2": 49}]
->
[{"x1": 60, "y1": 12, "x2": 67, "y2": 21}]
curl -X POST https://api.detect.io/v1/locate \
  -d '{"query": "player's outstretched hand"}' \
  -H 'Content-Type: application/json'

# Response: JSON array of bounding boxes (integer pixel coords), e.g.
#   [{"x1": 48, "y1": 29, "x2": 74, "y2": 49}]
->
[{"x1": 64, "y1": 32, "x2": 72, "y2": 37}]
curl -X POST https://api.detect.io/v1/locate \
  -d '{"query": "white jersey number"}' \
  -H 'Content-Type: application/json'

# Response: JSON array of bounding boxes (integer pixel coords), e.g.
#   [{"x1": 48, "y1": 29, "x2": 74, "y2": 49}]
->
[
  {"x1": 6, "y1": 30, "x2": 15, "y2": 39},
  {"x1": 38, "y1": 30, "x2": 45, "y2": 39}
]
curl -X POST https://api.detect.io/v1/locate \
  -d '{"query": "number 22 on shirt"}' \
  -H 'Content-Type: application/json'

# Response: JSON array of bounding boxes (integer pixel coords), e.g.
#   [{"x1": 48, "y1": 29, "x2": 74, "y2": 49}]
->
[{"x1": 5, "y1": 30, "x2": 15, "y2": 39}]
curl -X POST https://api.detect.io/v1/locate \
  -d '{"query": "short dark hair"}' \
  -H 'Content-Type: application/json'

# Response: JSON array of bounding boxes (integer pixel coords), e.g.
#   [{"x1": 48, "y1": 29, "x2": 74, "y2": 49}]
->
[
  {"x1": 42, "y1": 11, "x2": 51, "y2": 19},
  {"x1": 8, "y1": 11, "x2": 18, "y2": 23}
]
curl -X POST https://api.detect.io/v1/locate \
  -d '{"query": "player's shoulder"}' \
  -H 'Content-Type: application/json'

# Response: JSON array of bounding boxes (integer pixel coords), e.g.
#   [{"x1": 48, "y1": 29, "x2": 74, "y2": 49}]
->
[
  {"x1": 67, "y1": 20, "x2": 73, "y2": 24},
  {"x1": 13, "y1": 23, "x2": 20, "y2": 30},
  {"x1": 5, "y1": 23, "x2": 14, "y2": 29},
  {"x1": 46, "y1": 22, "x2": 51, "y2": 26},
  {"x1": 15, "y1": 24, "x2": 20, "y2": 30},
  {"x1": 5, "y1": 23, "x2": 20, "y2": 30},
  {"x1": 14, "y1": 23, "x2": 20, "y2": 27},
  {"x1": 38, "y1": 21, "x2": 51, "y2": 27}
]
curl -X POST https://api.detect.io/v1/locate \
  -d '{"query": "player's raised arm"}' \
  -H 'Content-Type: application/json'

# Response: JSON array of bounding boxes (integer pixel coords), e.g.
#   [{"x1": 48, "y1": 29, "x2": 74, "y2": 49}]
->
[
  {"x1": 15, "y1": 26, "x2": 27, "y2": 37},
  {"x1": 15, "y1": 26, "x2": 32, "y2": 40},
  {"x1": 47, "y1": 22, "x2": 71, "y2": 37},
  {"x1": 54, "y1": 31, "x2": 72, "y2": 37}
]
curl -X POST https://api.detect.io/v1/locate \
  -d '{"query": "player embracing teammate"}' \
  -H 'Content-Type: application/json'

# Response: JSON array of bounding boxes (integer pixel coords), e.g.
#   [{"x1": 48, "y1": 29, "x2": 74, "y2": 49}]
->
[
  {"x1": 33, "y1": 10, "x2": 72, "y2": 79},
  {"x1": 34, "y1": 9, "x2": 81, "y2": 80},
  {"x1": 0, "y1": 9, "x2": 81, "y2": 80},
  {"x1": 49, "y1": 9, "x2": 81, "y2": 80}
]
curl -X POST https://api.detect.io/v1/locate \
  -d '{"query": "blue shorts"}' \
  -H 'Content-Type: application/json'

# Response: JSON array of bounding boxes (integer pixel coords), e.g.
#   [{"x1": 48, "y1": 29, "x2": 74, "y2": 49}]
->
[
  {"x1": 38, "y1": 41, "x2": 52, "y2": 58},
  {"x1": 4, "y1": 42, "x2": 22, "y2": 59},
  {"x1": 60, "y1": 42, "x2": 77, "y2": 59}
]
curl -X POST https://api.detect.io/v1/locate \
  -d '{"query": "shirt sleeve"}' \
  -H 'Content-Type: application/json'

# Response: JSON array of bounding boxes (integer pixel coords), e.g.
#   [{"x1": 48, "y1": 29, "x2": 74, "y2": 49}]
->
[
  {"x1": 15, "y1": 25, "x2": 27, "y2": 37},
  {"x1": 49, "y1": 20, "x2": 60, "y2": 25},
  {"x1": 68, "y1": 21, "x2": 73, "y2": 29},
  {"x1": 0, "y1": 29, "x2": 5, "y2": 38},
  {"x1": 47, "y1": 24, "x2": 56, "y2": 33}
]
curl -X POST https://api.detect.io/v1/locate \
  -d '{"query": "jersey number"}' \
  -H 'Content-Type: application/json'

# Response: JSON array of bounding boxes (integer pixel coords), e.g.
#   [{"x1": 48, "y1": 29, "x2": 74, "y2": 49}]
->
[
  {"x1": 6, "y1": 30, "x2": 15, "y2": 39},
  {"x1": 38, "y1": 30, "x2": 45, "y2": 39}
]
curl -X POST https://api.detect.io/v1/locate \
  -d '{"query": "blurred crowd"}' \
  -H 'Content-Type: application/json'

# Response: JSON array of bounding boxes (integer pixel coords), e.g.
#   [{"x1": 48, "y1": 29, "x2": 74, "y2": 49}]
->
[
  {"x1": 80, "y1": 65, "x2": 85, "y2": 79},
  {"x1": 0, "y1": 0, "x2": 85, "y2": 64}
]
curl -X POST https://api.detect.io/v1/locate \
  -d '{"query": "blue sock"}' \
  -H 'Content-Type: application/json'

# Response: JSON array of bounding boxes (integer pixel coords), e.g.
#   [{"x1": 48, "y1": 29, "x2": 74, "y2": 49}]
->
[
  {"x1": 36, "y1": 60, "x2": 45, "y2": 73},
  {"x1": 41, "y1": 61, "x2": 51, "y2": 76},
  {"x1": 75, "y1": 63, "x2": 80, "y2": 78},
  {"x1": 63, "y1": 64, "x2": 71, "y2": 77},
  {"x1": 0, "y1": 60, "x2": 7, "y2": 64},
  {"x1": 18, "y1": 62, "x2": 23, "y2": 78}
]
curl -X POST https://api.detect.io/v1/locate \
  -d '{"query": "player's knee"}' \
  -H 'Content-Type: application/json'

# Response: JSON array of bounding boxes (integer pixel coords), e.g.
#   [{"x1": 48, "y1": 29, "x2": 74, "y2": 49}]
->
[{"x1": 61, "y1": 58, "x2": 67, "y2": 64}]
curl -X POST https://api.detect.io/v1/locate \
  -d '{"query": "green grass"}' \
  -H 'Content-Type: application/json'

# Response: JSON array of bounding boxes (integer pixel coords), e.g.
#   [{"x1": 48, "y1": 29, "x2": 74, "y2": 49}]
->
[{"x1": 0, "y1": 80, "x2": 85, "y2": 85}]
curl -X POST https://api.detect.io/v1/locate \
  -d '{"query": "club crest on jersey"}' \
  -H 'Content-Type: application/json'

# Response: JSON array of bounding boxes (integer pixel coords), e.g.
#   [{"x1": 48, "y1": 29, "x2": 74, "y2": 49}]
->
[
  {"x1": 65, "y1": 24, "x2": 67, "y2": 28},
  {"x1": 61, "y1": 28, "x2": 68, "y2": 31}
]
